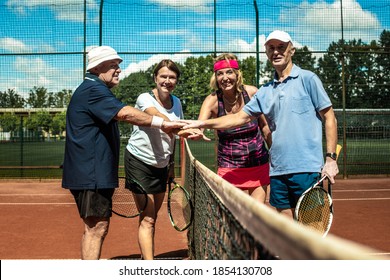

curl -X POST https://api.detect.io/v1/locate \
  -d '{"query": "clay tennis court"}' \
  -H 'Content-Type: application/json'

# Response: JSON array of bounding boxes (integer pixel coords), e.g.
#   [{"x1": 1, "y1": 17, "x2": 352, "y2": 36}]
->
[{"x1": 0, "y1": 177, "x2": 389, "y2": 259}]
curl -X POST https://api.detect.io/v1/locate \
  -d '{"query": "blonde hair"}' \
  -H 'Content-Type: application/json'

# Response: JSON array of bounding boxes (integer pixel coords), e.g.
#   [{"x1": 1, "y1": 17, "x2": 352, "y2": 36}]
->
[{"x1": 209, "y1": 53, "x2": 244, "y2": 93}]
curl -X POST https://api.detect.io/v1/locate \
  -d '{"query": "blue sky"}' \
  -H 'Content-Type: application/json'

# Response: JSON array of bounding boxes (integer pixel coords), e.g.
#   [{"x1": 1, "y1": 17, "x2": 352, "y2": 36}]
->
[{"x1": 0, "y1": 0, "x2": 389, "y2": 98}]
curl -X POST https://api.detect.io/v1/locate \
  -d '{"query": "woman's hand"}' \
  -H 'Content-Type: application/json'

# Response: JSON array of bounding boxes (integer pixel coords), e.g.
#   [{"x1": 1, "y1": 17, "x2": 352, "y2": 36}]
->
[{"x1": 177, "y1": 128, "x2": 211, "y2": 141}]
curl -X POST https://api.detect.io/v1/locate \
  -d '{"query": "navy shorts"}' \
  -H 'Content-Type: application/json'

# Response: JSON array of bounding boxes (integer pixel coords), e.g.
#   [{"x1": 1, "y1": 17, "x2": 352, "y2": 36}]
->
[
  {"x1": 70, "y1": 188, "x2": 114, "y2": 218},
  {"x1": 269, "y1": 173, "x2": 320, "y2": 209}
]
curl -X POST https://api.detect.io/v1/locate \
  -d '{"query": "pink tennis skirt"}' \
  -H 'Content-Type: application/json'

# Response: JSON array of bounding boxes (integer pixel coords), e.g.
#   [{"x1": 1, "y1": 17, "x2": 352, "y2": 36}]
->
[{"x1": 217, "y1": 164, "x2": 270, "y2": 190}]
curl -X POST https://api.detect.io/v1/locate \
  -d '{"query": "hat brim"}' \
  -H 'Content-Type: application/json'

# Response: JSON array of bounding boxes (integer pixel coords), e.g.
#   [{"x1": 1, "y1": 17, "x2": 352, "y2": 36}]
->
[
  {"x1": 264, "y1": 37, "x2": 291, "y2": 45},
  {"x1": 87, "y1": 54, "x2": 123, "y2": 70}
]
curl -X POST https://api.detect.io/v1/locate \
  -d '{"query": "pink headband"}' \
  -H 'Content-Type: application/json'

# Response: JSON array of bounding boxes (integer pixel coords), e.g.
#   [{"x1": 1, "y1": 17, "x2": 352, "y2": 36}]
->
[{"x1": 213, "y1": 59, "x2": 239, "y2": 72}]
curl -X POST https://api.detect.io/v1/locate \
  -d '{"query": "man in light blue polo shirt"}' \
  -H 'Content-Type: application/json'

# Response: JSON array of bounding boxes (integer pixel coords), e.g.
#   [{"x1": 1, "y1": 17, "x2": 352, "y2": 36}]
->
[{"x1": 181, "y1": 30, "x2": 339, "y2": 219}]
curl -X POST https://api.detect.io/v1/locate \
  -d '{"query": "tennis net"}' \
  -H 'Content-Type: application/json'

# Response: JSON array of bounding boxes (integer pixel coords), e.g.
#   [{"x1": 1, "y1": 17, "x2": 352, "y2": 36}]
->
[{"x1": 181, "y1": 139, "x2": 386, "y2": 260}]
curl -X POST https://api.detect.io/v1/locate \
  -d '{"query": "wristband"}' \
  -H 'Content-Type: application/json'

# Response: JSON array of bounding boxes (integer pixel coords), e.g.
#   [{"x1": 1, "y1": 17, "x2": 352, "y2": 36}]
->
[{"x1": 151, "y1": 116, "x2": 164, "y2": 128}]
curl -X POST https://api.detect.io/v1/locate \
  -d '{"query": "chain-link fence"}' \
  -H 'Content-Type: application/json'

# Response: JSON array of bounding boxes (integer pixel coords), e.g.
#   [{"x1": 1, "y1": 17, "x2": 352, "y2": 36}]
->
[{"x1": 1, "y1": 0, "x2": 389, "y2": 178}]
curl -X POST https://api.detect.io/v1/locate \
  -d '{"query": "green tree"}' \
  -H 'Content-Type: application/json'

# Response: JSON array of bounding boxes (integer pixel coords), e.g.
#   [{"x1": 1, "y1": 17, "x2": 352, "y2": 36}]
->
[
  {"x1": 293, "y1": 46, "x2": 317, "y2": 73},
  {"x1": 317, "y1": 42, "x2": 343, "y2": 107},
  {"x1": 113, "y1": 70, "x2": 154, "y2": 106},
  {"x1": 113, "y1": 68, "x2": 155, "y2": 137},
  {"x1": 54, "y1": 89, "x2": 73, "y2": 108},
  {"x1": 0, "y1": 88, "x2": 25, "y2": 108},
  {"x1": 373, "y1": 30, "x2": 390, "y2": 108},
  {"x1": 240, "y1": 56, "x2": 260, "y2": 87},
  {"x1": 0, "y1": 113, "x2": 19, "y2": 132},
  {"x1": 25, "y1": 110, "x2": 52, "y2": 138},
  {"x1": 261, "y1": 59, "x2": 274, "y2": 85},
  {"x1": 318, "y1": 38, "x2": 376, "y2": 109},
  {"x1": 346, "y1": 39, "x2": 376, "y2": 108},
  {"x1": 51, "y1": 111, "x2": 66, "y2": 137},
  {"x1": 27, "y1": 86, "x2": 50, "y2": 108},
  {"x1": 175, "y1": 55, "x2": 214, "y2": 119},
  {"x1": 46, "y1": 91, "x2": 57, "y2": 108},
  {"x1": 25, "y1": 115, "x2": 37, "y2": 134},
  {"x1": 36, "y1": 110, "x2": 53, "y2": 134}
]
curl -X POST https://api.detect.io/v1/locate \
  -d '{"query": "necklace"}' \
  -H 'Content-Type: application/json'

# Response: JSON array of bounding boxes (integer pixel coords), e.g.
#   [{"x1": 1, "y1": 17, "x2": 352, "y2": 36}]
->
[{"x1": 223, "y1": 92, "x2": 240, "y2": 106}]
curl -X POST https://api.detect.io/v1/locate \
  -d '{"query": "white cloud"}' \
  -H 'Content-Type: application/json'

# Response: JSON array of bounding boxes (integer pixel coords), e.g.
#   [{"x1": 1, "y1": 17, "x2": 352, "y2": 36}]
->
[
  {"x1": 6, "y1": 0, "x2": 99, "y2": 22},
  {"x1": 279, "y1": 0, "x2": 381, "y2": 49},
  {"x1": 0, "y1": 37, "x2": 55, "y2": 53},
  {"x1": 148, "y1": 0, "x2": 212, "y2": 12},
  {"x1": 305, "y1": 0, "x2": 378, "y2": 31},
  {"x1": 198, "y1": 19, "x2": 254, "y2": 30},
  {"x1": 0, "y1": 38, "x2": 31, "y2": 53},
  {"x1": 14, "y1": 57, "x2": 54, "y2": 81},
  {"x1": 6, "y1": 56, "x2": 82, "y2": 98},
  {"x1": 2, "y1": 0, "x2": 385, "y2": 99},
  {"x1": 217, "y1": 19, "x2": 254, "y2": 30},
  {"x1": 217, "y1": 36, "x2": 269, "y2": 61},
  {"x1": 143, "y1": 29, "x2": 189, "y2": 36},
  {"x1": 120, "y1": 51, "x2": 193, "y2": 78}
]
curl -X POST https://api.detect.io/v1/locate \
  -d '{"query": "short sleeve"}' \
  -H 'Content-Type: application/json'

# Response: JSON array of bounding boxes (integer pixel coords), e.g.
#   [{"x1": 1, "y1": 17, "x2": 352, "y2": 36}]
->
[
  {"x1": 136, "y1": 92, "x2": 155, "y2": 112},
  {"x1": 243, "y1": 93, "x2": 263, "y2": 118},
  {"x1": 89, "y1": 85, "x2": 125, "y2": 124},
  {"x1": 305, "y1": 73, "x2": 332, "y2": 112}
]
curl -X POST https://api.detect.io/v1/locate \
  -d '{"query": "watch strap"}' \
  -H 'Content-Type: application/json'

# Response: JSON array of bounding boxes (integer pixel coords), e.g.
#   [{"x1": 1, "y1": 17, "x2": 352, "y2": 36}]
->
[{"x1": 326, "y1": 152, "x2": 337, "y2": 160}]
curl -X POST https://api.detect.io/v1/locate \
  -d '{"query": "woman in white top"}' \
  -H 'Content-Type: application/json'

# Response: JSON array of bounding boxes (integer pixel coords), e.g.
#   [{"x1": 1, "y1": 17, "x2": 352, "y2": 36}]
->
[{"x1": 125, "y1": 59, "x2": 183, "y2": 260}]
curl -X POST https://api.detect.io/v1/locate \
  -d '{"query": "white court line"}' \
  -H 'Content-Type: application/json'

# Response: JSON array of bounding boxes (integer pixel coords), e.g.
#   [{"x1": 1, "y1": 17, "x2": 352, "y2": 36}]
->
[
  {"x1": 1, "y1": 199, "x2": 389, "y2": 205},
  {"x1": 333, "y1": 189, "x2": 390, "y2": 192},
  {"x1": 369, "y1": 252, "x2": 390, "y2": 256},
  {"x1": 1, "y1": 189, "x2": 389, "y2": 196},
  {"x1": 334, "y1": 197, "x2": 390, "y2": 201},
  {"x1": 0, "y1": 202, "x2": 74, "y2": 205},
  {"x1": 0, "y1": 201, "x2": 170, "y2": 205},
  {"x1": 0, "y1": 194, "x2": 69, "y2": 196}
]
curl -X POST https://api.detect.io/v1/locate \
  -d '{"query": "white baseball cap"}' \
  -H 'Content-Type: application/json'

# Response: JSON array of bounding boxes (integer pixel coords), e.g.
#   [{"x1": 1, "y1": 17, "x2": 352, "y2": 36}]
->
[
  {"x1": 264, "y1": 30, "x2": 292, "y2": 45},
  {"x1": 86, "y1": 46, "x2": 123, "y2": 71}
]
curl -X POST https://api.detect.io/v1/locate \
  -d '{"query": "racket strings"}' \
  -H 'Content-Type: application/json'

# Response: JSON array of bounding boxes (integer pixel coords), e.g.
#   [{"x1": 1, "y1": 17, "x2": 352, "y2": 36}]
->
[
  {"x1": 169, "y1": 187, "x2": 192, "y2": 230},
  {"x1": 111, "y1": 178, "x2": 147, "y2": 218},
  {"x1": 297, "y1": 188, "x2": 332, "y2": 234},
  {"x1": 112, "y1": 192, "x2": 138, "y2": 214}
]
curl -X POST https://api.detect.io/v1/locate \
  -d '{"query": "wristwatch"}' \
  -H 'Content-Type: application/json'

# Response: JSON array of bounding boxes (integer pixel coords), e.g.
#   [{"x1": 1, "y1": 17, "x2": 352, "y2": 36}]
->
[{"x1": 326, "y1": 152, "x2": 337, "y2": 160}]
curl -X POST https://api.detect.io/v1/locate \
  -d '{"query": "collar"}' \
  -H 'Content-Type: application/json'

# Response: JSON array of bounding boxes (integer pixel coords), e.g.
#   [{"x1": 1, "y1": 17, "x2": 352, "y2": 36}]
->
[
  {"x1": 273, "y1": 64, "x2": 300, "y2": 83},
  {"x1": 84, "y1": 73, "x2": 105, "y2": 86}
]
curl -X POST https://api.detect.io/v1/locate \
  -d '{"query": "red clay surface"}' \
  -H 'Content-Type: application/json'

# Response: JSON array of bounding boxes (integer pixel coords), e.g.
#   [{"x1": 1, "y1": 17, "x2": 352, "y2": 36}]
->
[
  {"x1": 0, "y1": 179, "x2": 188, "y2": 260},
  {"x1": 0, "y1": 177, "x2": 389, "y2": 259}
]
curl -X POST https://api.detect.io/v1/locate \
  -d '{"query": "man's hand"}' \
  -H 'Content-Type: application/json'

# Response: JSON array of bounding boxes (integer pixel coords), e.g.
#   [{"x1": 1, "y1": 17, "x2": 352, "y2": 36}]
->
[
  {"x1": 321, "y1": 159, "x2": 339, "y2": 184},
  {"x1": 161, "y1": 120, "x2": 186, "y2": 136}
]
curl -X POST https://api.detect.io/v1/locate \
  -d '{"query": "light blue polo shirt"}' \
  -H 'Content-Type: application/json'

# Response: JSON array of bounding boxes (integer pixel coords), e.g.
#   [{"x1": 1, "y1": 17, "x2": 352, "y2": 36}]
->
[{"x1": 243, "y1": 64, "x2": 332, "y2": 176}]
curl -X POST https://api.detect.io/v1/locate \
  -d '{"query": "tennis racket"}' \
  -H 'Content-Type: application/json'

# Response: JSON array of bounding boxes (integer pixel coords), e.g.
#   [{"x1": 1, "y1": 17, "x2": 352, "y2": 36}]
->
[
  {"x1": 167, "y1": 178, "x2": 193, "y2": 231},
  {"x1": 111, "y1": 177, "x2": 148, "y2": 218},
  {"x1": 295, "y1": 144, "x2": 342, "y2": 237}
]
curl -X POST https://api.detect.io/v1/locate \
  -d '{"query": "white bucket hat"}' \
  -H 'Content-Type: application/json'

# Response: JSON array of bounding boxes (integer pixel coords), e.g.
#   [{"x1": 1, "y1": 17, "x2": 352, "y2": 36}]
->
[
  {"x1": 264, "y1": 30, "x2": 292, "y2": 45},
  {"x1": 86, "y1": 46, "x2": 123, "y2": 71}
]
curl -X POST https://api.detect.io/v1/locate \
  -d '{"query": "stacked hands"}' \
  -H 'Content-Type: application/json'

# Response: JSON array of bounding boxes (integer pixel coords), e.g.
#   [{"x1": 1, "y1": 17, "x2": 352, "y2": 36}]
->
[
  {"x1": 165, "y1": 119, "x2": 340, "y2": 183},
  {"x1": 162, "y1": 119, "x2": 210, "y2": 141}
]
